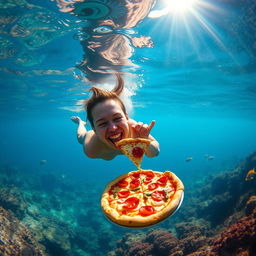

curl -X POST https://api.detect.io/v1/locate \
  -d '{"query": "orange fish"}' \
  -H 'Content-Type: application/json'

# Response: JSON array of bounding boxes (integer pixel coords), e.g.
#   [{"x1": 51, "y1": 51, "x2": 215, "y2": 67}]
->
[{"x1": 245, "y1": 168, "x2": 256, "y2": 181}]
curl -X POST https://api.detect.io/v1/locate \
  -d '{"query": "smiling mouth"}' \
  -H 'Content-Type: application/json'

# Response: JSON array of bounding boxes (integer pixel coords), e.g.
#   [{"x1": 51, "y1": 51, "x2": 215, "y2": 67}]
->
[{"x1": 108, "y1": 132, "x2": 123, "y2": 145}]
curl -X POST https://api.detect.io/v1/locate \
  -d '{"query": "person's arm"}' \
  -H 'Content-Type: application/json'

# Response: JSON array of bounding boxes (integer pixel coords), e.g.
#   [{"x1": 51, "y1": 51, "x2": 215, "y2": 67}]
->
[
  {"x1": 128, "y1": 119, "x2": 160, "y2": 157},
  {"x1": 145, "y1": 135, "x2": 160, "y2": 158}
]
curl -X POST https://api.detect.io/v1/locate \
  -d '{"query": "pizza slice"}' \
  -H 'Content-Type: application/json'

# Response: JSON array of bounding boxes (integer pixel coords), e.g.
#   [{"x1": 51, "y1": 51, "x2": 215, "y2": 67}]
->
[{"x1": 116, "y1": 138, "x2": 151, "y2": 169}]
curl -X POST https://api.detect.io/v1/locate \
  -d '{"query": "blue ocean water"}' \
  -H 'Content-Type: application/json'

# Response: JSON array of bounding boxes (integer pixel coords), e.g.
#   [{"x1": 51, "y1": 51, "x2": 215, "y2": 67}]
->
[
  {"x1": 1, "y1": 0, "x2": 255, "y2": 184},
  {"x1": 0, "y1": 0, "x2": 256, "y2": 255}
]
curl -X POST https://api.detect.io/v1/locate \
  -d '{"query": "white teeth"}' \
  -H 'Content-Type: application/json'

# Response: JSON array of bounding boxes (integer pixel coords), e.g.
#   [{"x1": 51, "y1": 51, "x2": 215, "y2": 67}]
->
[{"x1": 109, "y1": 133, "x2": 121, "y2": 139}]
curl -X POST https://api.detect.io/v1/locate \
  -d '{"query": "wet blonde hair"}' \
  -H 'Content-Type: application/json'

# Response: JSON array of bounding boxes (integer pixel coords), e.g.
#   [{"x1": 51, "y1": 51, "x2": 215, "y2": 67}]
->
[{"x1": 84, "y1": 73, "x2": 127, "y2": 127}]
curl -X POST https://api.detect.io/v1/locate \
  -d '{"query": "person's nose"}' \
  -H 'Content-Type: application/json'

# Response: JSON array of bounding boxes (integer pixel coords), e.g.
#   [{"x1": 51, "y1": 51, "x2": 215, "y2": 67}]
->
[{"x1": 109, "y1": 121, "x2": 118, "y2": 131}]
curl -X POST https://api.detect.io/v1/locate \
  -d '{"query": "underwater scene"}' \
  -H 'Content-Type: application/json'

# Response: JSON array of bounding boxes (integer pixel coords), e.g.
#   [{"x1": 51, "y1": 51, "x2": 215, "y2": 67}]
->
[{"x1": 0, "y1": 0, "x2": 256, "y2": 255}]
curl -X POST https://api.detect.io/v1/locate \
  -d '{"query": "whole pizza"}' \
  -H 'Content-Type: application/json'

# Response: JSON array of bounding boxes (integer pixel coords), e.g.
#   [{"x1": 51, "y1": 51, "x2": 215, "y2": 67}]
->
[{"x1": 101, "y1": 169, "x2": 184, "y2": 227}]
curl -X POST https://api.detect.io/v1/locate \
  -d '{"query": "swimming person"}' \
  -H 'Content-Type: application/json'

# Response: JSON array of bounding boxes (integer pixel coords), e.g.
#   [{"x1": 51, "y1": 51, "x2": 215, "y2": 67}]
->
[{"x1": 71, "y1": 74, "x2": 160, "y2": 160}]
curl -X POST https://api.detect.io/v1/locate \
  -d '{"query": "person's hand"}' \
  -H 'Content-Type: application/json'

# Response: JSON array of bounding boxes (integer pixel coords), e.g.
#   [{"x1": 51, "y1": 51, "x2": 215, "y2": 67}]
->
[{"x1": 128, "y1": 119, "x2": 155, "y2": 139}]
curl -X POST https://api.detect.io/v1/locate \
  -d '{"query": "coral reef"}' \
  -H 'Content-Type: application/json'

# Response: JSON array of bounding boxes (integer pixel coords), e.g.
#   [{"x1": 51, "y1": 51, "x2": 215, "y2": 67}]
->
[
  {"x1": 0, "y1": 165, "x2": 125, "y2": 256},
  {"x1": 0, "y1": 207, "x2": 46, "y2": 256},
  {"x1": 109, "y1": 194, "x2": 256, "y2": 256},
  {"x1": 0, "y1": 151, "x2": 255, "y2": 256},
  {"x1": 245, "y1": 195, "x2": 256, "y2": 216},
  {"x1": 0, "y1": 186, "x2": 27, "y2": 218},
  {"x1": 175, "y1": 221, "x2": 210, "y2": 255},
  {"x1": 23, "y1": 215, "x2": 76, "y2": 255},
  {"x1": 211, "y1": 209, "x2": 256, "y2": 255},
  {"x1": 110, "y1": 223, "x2": 210, "y2": 256},
  {"x1": 188, "y1": 195, "x2": 256, "y2": 256},
  {"x1": 144, "y1": 229, "x2": 180, "y2": 255}
]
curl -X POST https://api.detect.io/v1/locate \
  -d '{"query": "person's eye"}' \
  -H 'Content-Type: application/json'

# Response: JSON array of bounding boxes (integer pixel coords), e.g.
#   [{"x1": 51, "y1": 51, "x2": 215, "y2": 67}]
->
[
  {"x1": 114, "y1": 117, "x2": 122, "y2": 122},
  {"x1": 98, "y1": 122, "x2": 107, "y2": 127}
]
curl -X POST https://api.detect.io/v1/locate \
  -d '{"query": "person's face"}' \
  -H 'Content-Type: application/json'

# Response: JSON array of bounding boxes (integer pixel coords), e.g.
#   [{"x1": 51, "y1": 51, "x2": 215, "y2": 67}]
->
[{"x1": 92, "y1": 99, "x2": 129, "y2": 149}]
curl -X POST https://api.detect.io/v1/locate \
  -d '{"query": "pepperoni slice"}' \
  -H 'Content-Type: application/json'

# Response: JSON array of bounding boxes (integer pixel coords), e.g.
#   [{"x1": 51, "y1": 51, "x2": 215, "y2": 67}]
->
[
  {"x1": 132, "y1": 147, "x2": 144, "y2": 158},
  {"x1": 123, "y1": 197, "x2": 140, "y2": 209},
  {"x1": 117, "y1": 179, "x2": 128, "y2": 188},
  {"x1": 142, "y1": 171, "x2": 155, "y2": 184},
  {"x1": 157, "y1": 176, "x2": 168, "y2": 186},
  {"x1": 143, "y1": 178, "x2": 153, "y2": 184},
  {"x1": 131, "y1": 172, "x2": 140, "y2": 179},
  {"x1": 130, "y1": 179, "x2": 140, "y2": 189},
  {"x1": 118, "y1": 190, "x2": 130, "y2": 198},
  {"x1": 151, "y1": 191, "x2": 166, "y2": 201},
  {"x1": 139, "y1": 206, "x2": 156, "y2": 216},
  {"x1": 148, "y1": 183, "x2": 159, "y2": 191},
  {"x1": 145, "y1": 171, "x2": 155, "y2": 179}
]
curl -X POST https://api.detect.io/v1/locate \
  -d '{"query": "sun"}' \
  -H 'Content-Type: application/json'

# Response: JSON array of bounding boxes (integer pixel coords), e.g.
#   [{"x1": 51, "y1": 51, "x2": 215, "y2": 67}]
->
[
  {"x1": 166, "y1": 0, "x2": 198, "y2": 14},
  {"x1": 147, "y1": 0, "x2": 231, "y2": 65},
  {"x1": 148, "y1": 0, "x2": 199, "y2": 18}
]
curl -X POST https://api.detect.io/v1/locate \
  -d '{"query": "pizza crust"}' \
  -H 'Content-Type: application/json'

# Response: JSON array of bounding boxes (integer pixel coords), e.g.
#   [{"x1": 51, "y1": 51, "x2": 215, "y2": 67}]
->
[{"x1": 101, "y1": 170, "x2": 184, "y2": 228}]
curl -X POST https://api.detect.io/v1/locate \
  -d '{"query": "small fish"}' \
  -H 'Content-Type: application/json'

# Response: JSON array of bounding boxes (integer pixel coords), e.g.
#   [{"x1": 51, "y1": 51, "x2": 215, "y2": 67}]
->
[
  {"x1": 245, "y1": 168, "x2": 256, "y2": 181},
  {"x1": 207, "y1": 156, "x2": 215, "y2": 160},
  {"x1": 186, "y1": 157, "x2": 193, "y2": 162},
  {"x1": 40, "y1": 160, "x2": 47, "y2": 165}
]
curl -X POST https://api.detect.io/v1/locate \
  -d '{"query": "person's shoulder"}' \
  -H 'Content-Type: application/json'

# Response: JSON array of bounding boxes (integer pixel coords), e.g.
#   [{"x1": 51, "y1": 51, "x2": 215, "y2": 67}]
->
[{"x1": 83, "y1": 131, "x2": 110, "y2": 159}]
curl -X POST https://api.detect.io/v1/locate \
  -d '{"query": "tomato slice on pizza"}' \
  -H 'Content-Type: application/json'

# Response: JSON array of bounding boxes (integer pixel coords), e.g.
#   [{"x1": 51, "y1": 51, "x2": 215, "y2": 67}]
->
[
  {"x1": 116, "y1": 138, "x2": 151, "y2": 169},
  {"x1": 101, "y1": 170, "x2": 184, "y2": 228}
]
